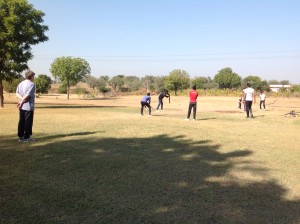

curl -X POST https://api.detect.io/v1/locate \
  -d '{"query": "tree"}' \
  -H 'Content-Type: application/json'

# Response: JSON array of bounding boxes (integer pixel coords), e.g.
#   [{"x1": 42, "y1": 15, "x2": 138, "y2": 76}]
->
[
  {"x1": 50, "y1": 57, "x2": 91, "y2": 99},
  {"x1": 268, "y1": 80, "x2": 281, "y2": 84},
  {"x1": 99, "y1": 86, "x2": 109, "y2": 97},
  {"x1": 109, "y1": 75, "x2": 125, "y2": 91},
  {"x1": 35, "y1": 74, "x2": 51, "y2": 94},
  {"x1": 242, "y1": 75, "x2": 269, "y2": 91},
  {"x1": 141, "y1": 75, "x2": 165, "y2": 92},
  {"x1": 191, "y1": 76, "x2": 219, "y2": 90},
  {"x1": 0, "y1": 0, "x2": 48, "y2": 107},
  {"x1": 280, "y1": 80, "x2": 290, "y2": 85},
  {"x1": 191, "y1": 76, "x2": 207, "y2": 89},
  {"x1": 2, "y1": 76, "x2": 24, "y2": 97},
  {"x1": 164, "y1": 69, "x2": 190, "y2": 95},
  {"x1": 214, "y1": 67, "x2": 241, "y2": 89},
  {"x1": 125, "y1": 76, "x2": 142, "y2": 91},
  {"x1": 85, "y1": 75, "x2": 102, "y2": 94}
]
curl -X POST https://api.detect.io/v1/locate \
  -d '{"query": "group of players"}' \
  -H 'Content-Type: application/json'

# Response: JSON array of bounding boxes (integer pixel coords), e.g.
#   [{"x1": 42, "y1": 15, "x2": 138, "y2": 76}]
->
[
  {"x1": 140, "y1": 83, "x2": 267, "y2": 120},
  {"x1": 140, "y1": 85, "x2": 199, "y2": 121}
]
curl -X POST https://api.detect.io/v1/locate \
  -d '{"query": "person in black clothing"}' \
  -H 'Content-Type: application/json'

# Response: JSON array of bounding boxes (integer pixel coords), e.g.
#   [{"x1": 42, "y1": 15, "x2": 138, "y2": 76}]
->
[{"x1": 156, "y1": 90, "x2": 170, "y2": 111}]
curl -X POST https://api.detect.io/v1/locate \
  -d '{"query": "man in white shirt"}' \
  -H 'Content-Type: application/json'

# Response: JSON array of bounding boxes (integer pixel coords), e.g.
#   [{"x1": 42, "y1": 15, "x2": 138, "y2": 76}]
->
[
  {"x1": 259, "y1": 90, "x2": 266, "y2": 110},
  {"x1": 16, "y1": 71, "x2": 36, "y2": 142},
  {"x1": 243, "y1": 83, "x2": 256, "y2": 118}
]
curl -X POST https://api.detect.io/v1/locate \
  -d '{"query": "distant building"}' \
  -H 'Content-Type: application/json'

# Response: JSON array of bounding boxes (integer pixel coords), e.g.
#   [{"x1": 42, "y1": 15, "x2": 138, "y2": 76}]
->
[{"x1": 269, "y1": 84, "x2": 291, "y2": 92}]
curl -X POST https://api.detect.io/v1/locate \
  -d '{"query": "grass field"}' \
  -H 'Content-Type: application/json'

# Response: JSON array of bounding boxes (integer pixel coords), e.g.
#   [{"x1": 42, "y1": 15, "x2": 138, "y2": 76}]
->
[{"x1": 1, "y1": 93, "x2": 300, "y2": 224}]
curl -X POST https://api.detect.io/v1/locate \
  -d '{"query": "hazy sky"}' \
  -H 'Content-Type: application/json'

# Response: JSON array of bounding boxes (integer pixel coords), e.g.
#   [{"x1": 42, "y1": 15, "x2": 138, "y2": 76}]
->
[{"x1": 28, "y1": 0, "x2": 300, "y2": 83}]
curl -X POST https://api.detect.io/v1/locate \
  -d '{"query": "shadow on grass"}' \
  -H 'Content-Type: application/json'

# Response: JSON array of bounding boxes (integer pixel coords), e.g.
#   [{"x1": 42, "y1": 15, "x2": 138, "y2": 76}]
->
[
  {"x1": 198, "y1": 117, "x2": 217, "y2": 121},
  {"x1": 36, "y1": 104, "x2": 126, "y2": 109},
  {"x1": 1, "y1": 134, "x2": 299, "y2": 223}
]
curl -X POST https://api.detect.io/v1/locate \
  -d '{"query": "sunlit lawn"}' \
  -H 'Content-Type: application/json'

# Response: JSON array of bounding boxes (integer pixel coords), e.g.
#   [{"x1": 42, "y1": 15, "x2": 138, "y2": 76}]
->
[{"x1": 1, "y1": 94, "x2": 300, "y2": 223}]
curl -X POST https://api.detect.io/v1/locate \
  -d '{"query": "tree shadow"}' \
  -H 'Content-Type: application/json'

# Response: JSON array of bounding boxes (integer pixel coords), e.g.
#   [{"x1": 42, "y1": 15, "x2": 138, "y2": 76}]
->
[{"x1": 1, "y1": 134, "x2": 299, "y2": 223}]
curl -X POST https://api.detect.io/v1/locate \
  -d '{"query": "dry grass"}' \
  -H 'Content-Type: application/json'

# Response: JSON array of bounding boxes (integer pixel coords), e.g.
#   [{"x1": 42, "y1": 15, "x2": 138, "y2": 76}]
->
[{"x1": 1, "y1": 93, "x2": 300, "y2": 223}]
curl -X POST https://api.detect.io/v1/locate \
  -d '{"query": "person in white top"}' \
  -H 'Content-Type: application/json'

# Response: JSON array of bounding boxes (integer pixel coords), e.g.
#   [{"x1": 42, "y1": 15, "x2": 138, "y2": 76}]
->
[
  {"x1": 243, "y1": 83, "x2": 256, "y2": 118},
  {"x1": 16, "y1": 71, "x2": 36, "y2": 142},
  {"x1": 259, "y1": 90, "x2": 266, "y2": 110}
]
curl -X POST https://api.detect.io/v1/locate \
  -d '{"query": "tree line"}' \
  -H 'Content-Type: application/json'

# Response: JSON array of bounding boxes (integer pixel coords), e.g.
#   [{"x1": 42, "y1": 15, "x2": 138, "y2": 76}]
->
[{"x1": 3, "y1": 62, "x2": 298, "y2": 99}]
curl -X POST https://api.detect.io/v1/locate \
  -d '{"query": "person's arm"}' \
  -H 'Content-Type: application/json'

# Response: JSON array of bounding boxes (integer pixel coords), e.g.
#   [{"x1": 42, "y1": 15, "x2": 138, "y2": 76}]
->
[{"x1": 17, "y1": 95, "x2": 30, "y2": 108}]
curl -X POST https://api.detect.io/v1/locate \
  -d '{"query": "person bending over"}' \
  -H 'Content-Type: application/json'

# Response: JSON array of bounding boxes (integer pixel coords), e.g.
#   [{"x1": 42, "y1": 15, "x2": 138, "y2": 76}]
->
[
  {"x1": 141, "y1": 93, "x2": 151, "y2": 115},
  {"x1": 156, "y1": 89, "x2": 170, "y2": 111}
]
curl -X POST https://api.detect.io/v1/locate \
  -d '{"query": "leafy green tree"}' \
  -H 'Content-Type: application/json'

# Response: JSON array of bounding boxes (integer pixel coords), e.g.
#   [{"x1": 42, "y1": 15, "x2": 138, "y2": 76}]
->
[
  {"x1": 35, "y1": 74, "x2": 52, "y2": 94},
  {"x1": 280, "y1": 80, "x2": 290, "y2": 85},
  {"x1": 242, "y1": 75, "x2": 269, "y2": 91},
  {"x1": 191, "y1": 76, "x2": 219, "y2": 89},
  {"x1": 191, "y1": 76, "x2": 207, "y2": 89},
  {"x1": 2, "y1": 76, "x2": 24, "y2": 97},
  {"x1": 164, "y1": 69, "x2": 190, "y2": 95},
  {"x1": 0, "y1": 0, "x2": 48, "y2": 107},
  {"x1": 50, "y1": 57, "x2": 91, "y2": 99},
  {"x1": 125, "y1": 76, "x2": 142, "y2": 91},
  {"x1": 99, "y1": 86, "x2": 109, "y2": 97},
  {"x1": 109, "y1": 75, "x2": 125, "y2": 91},
  {"x1": 268, "y1": 80, "x2": 281, "y2": 84},
  {"x1": 214, "y1": 67, "x2": 241, "y2": 89},
  {"x1": 85, "y1": 75, "x2": 102, "y2": 94}
]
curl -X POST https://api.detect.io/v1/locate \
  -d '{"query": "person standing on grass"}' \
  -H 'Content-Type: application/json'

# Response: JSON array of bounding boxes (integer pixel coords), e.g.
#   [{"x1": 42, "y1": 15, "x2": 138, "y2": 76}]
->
[
  {"x1": 156, "y1": 89, "x2": 170, "y2": 111},
  {"x1": 259, "y1": 90, "x2": 266, "y2": 110},
  {"x1": 140, "y1": 92, "x2": 152, "y2": 116},
  {"x1": 16, "y1": 71, "x2": 36, "y2": 142},
  {"x1": 243, "y1": 83, "x2": 256, "y2": 118},
  {"x1": 185, "y1": 85, "x2": 198, "y2": 121}
]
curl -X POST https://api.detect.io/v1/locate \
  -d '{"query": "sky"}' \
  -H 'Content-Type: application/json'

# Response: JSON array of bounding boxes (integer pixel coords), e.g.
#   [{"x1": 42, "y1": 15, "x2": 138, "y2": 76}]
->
[{"x1": 28, "y1": 0, "x2": 300, "y2": 84}]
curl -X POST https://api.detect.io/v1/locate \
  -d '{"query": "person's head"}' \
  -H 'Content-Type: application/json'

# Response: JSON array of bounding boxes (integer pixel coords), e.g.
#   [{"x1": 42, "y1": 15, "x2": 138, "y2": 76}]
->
[
  {"x1": 247, "y1": 83, "x2": 251, "y2": 87},
  {"x1": 192, "y1": 85, "x2": 196, "y2": 90},
  {"x1": 25, "y1": 70, "x2": 35, "y2": 80},
  {"x1": 147, "y1": 92, "x2": 150, "y2": 96},
  {"x1": 260, "y1": 90, "x2": 264, "y2": 94}
]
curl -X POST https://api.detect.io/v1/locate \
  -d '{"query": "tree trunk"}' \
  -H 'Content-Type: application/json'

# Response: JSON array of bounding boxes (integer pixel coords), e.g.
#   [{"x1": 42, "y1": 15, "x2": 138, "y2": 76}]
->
[{"x1": 0, "y1": 79, "x2": 4, "y2": 108}]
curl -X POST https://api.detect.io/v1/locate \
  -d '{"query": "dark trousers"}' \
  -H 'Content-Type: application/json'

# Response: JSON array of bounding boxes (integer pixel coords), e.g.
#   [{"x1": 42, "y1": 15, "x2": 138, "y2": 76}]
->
[
  {"x1": 187, "y1": 102, "x2": 197, "y2": 119},
  {"x1": 260, "y1": 100, "x2": 265, "y2": 109},
  {"x1": 245, "y1": 101, "x2": 253, "y2": 117},
  {"x1": 156, "y1": 98, "x2": 163, "y2": 110},
  {"x1": 18, "y1": 109, "x2": 34, "y2": 139},
  {"x1": 141, "y1": 102, "x2": 151, "y2": 115}
]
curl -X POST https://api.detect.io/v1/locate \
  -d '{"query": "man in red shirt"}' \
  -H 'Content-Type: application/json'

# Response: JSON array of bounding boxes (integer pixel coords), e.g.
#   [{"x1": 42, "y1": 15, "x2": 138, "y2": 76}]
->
[{"x1": 185, "y1": 85, "x2": 199, "y2": 121}]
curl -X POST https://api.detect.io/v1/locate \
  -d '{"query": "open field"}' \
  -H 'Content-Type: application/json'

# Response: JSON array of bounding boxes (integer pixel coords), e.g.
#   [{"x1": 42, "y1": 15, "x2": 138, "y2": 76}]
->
[{"x1": 1, "y1": 93, "x2": 300, "y2": 223}]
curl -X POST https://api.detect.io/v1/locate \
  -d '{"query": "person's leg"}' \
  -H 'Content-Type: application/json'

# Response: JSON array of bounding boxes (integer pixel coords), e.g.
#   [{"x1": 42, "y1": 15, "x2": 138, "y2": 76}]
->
[
  {"x1": 18, "y1": 109, "x2": 25, "y2": 138},
  {"x1": 192, "y1": 103, "x2": 197, "y2": 120},
  {"x1": 156, "y1": 98, "x2": 161, "y2": 110},
  {"x1": 145, "y1": 103, "x2": 151, "y2": 115},
  {"x1": 161, "y1": 100, "x2": 164, "y2": 110},
  {"x1": 249, "y1": 101, "x2": 253, "y2": 117},
  {"x1": 245, "y1": 101, "x2": 250, "y2": 117},
  {"x1": 141, "y1": 102, "x2": 145, "y2": 115},
  {"x1": 187, "y1": 103, "x2": 192, "y2": 119},
  {"x1": 263, "y1": 100, "x2": 266, "y2": 109},
  {"x1": 260, "y1": 100, "x2": 262, "y2": 109},
  {"x1": 24, "y1": 111, "x2": 34, "y2": 139}
]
